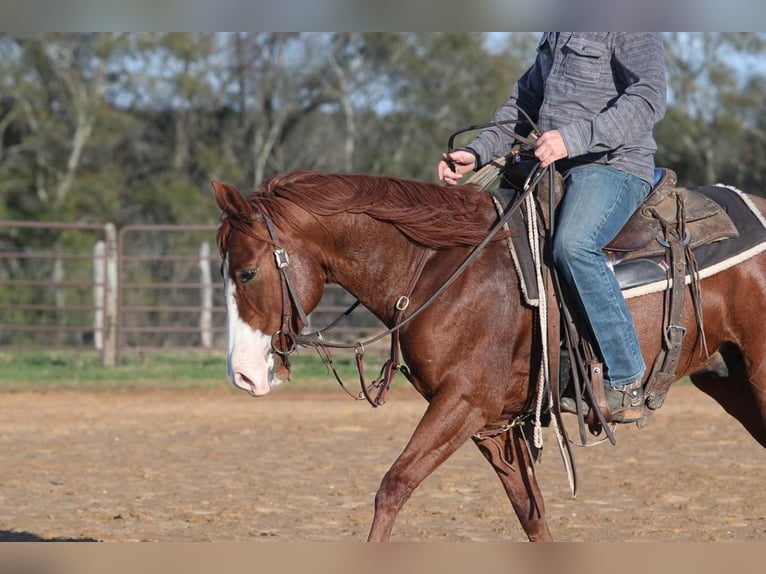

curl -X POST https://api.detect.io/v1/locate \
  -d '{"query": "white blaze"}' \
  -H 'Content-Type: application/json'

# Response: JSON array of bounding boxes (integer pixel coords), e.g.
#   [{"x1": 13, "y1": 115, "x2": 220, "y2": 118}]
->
[{"x1": 223, "y1": 256, "x2": 284, "y2": 397}]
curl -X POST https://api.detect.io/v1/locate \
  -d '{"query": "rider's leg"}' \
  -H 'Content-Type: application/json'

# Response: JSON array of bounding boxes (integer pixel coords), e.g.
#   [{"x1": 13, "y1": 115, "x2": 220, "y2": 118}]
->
[{"x1": 552, "y1": 165, "x2": 651, "y2": 421}]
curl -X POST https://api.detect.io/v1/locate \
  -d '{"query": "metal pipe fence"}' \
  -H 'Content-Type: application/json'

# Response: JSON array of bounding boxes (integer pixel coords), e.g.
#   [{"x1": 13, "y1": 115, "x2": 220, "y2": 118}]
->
[{"x1": 0, "y1": 220, "x2": 383, "y2": 365}]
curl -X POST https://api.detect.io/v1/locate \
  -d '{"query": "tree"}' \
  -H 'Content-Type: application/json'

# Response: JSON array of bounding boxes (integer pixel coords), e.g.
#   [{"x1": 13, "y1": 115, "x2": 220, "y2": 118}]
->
[
  {"x1": 351, "y1": 32, "x2": 536, "y2": 180},
  {"x1": 0, "y1": 33, "x2": 136, "y2": 220},
  {"x1": 2, "y1": 32, "x2": 764, "y2": 225},
  {"x1": 658, "y1": 32, "x2": 766, "y2": 194}
]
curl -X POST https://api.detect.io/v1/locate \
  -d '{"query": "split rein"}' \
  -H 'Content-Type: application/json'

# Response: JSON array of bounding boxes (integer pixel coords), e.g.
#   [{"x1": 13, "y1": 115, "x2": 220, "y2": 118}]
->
[
  {"x1": 266, "y1": 105, "x2": 548, "y2": 406},
  {"x1": 264, "y1": 167, "x2": 549, "y2": 406}
]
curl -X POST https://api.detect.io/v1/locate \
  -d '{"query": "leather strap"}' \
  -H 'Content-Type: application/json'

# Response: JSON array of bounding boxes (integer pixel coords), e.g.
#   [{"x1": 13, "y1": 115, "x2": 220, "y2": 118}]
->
[
  {"x1": 645, "y1": 193, "x2": 689, "y2": 410},
  {"x1": 585, "y1": 360, "x2": 608, "y2": 426},
  {"x1": 359, "y1": 249, "x2": 432, "y2": 407}
]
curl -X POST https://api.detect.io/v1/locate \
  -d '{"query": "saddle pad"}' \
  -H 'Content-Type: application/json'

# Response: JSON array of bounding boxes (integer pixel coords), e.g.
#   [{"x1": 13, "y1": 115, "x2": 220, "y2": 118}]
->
[
  {"x1": 493, "y1": 184, "x2": 766, "y2": 305},
  {"x1": 620, "y1": 184, "x2": 766, "y2": 299}
]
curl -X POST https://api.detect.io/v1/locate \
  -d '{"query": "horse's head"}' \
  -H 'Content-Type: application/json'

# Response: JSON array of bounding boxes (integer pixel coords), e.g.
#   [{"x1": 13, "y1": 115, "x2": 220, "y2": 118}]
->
[{"x1": 212, "y1": 180, "x2": 300, "y2": 397}]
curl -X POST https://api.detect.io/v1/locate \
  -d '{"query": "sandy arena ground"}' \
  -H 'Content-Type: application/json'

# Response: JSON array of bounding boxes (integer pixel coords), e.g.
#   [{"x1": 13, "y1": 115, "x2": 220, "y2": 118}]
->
[{"x1": 1, "y1": 384, "x2": 764, "y2": 542}]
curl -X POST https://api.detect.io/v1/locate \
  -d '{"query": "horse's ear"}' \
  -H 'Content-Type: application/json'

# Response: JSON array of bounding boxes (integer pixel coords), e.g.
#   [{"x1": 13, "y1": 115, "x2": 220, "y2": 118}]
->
[{"x1": 211, "y1": 181, "x2": 252, "y2": 223}]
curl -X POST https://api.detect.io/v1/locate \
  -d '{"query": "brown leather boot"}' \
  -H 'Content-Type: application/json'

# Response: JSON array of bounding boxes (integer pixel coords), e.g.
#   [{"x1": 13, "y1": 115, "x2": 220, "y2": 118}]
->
[
  {"x1": 559, "y1": 380, "x2": 644, "y2": 423},
  {"x1": 603, "y1": 381, "x2": 644, "y2": 423}
]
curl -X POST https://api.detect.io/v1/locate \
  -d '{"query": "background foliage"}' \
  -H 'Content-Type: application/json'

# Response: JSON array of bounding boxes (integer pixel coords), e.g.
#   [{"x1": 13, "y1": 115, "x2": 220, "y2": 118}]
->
[
  {"x1": 2, "y1": 32, "x2": 764, "y2": 228},
  {"x1": 0, "y1": 32, "x2": 764, "y2": 358}
]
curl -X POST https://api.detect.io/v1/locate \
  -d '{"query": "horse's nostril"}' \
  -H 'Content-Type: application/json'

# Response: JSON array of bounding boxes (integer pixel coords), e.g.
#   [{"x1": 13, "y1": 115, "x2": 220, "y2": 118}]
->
[{"x1": 236, "y1": 373, "x2": 258, "y2": 396}]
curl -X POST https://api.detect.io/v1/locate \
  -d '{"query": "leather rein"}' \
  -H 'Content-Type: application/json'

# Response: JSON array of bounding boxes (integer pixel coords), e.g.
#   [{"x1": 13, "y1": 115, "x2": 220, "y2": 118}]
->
[{"x1": 258, "y1": 104, "x2": 548, "y2": 406}]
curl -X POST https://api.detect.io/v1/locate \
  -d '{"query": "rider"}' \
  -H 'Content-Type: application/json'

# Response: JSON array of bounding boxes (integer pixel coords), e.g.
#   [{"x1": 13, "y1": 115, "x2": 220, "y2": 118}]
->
[{"x1": 438, "y1": 33, "x2": 667, "y2": 422}]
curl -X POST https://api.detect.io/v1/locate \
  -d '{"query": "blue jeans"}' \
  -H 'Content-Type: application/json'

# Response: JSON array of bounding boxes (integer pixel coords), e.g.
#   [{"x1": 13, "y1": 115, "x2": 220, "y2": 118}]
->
[{"x1": 552, "y1": 165, "x2": 650, "y2": 388}]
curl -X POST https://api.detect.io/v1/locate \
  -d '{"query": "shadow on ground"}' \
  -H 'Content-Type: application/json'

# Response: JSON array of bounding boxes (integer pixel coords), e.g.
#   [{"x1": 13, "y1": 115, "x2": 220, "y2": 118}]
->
[{"x1": 0, "y1": 530, "x2": 99, "y2": 542}]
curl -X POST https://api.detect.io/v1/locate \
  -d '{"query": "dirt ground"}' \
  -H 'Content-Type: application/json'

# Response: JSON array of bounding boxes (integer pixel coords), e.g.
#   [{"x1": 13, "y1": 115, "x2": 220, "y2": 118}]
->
[{"x1": 1, "y1": 384, "x2": 764, "y2": 542}]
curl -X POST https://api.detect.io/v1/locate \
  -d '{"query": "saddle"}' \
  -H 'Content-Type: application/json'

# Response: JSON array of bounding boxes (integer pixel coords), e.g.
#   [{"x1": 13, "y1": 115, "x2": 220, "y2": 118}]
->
[
  {"x1": 605, "y1": 170, "x2": 739, "y2": 263},
  {"x1": 498, "y1": 161, "x2": 739, "y2": 435},
  {"x1": 502, "y1": 162, "x2": 739, "y2": 262}
]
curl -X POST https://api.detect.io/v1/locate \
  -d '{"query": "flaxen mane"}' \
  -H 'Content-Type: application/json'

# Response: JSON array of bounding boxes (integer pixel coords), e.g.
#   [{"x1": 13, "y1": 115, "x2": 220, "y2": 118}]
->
[{"x1": 248, "y1": 171, "x2": 505, "y2": 249}]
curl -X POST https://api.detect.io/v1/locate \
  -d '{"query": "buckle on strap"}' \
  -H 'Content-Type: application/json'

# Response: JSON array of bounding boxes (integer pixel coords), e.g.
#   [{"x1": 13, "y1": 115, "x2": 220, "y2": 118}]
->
[
  {"x1": 666, "y1": 324, "x2": 687, "y2": 341},
  {"x1": 655, "y1": 229, "x2": 691, "y2": 248},
  {"x1": 274, "y1": 248, "x2": 290, "y2": 268}
]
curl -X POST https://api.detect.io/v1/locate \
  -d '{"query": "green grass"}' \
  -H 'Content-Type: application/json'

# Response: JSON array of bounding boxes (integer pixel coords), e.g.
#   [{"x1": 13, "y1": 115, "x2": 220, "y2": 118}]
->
[
  {"x1": 0, "y1": 348, "x2": 371, "y2": 393},
  {"x1": 1, "y1": 348, "x2": 688, "y2": 396}
]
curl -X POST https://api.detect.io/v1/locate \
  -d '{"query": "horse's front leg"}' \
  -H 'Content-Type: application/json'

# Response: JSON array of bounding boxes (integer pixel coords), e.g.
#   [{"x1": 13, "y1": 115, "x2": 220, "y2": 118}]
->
[
  {"x1": 366, "y1": 390, "x2": 493, "y2": 542},
  {"x1": 473, "y1": 426, "x2": 553, "y2": 541}
]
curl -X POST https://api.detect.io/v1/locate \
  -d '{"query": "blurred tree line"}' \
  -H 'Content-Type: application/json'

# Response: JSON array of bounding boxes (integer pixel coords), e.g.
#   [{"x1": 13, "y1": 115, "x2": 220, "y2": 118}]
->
[{"x1": 1, "y1": 32, "x2": 765, "y2": 227}]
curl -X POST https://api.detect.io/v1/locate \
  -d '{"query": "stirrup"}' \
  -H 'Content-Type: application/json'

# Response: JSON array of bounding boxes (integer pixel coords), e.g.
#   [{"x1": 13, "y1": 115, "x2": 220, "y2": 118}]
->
[
  {"x1": 560, "y1": 381, "x2": 644, "y2": 424},
  {"x1": 604, "y1": 381, "x2": 644, "y2": 423}
]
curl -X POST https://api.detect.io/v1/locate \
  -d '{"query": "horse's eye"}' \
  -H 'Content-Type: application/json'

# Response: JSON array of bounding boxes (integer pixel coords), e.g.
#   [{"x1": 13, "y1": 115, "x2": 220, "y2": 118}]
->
[{"x1": 237, "y1": 268, "x2": 258, "y2": 283}]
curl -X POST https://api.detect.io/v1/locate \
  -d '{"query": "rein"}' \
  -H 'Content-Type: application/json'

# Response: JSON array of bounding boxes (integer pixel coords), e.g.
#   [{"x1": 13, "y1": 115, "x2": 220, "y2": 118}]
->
[
  {"x1": 257, "y1": 103, "x2": 551, "y2": 406},
  {"x1": 257, "y1": 173, "x2": 544, "y2": 404}
]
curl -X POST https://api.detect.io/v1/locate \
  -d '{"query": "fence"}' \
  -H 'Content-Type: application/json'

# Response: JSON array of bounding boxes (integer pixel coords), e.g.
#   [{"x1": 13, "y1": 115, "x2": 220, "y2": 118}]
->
[{"x1": 0, "y1": 220, "x2": 382, "y2": 365}]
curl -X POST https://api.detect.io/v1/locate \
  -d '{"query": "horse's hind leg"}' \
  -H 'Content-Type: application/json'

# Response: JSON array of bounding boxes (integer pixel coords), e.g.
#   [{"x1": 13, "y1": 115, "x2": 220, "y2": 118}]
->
[
  {"x1": 473, "y1": 426, "x2": 553, "y2": 541},
  {"x1": 690, "y1": 343, "x2": 766, "y2": 448}
]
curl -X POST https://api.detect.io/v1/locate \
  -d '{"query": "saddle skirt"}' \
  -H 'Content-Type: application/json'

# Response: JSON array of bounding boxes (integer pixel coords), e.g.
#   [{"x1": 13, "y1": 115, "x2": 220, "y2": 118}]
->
[{"x1": 493, "y1": 165, "x2": 766, "y2": 305}]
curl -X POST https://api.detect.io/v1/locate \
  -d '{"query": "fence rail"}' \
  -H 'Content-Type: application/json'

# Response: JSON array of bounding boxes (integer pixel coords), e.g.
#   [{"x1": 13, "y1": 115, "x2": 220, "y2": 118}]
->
[{"x1": 0, "y1": 220, "x2": 383, "y2": 366}]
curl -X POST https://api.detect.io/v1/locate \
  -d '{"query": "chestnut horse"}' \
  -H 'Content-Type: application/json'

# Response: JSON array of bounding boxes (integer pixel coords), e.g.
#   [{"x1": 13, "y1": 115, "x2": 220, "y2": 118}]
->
[{"x1": 213, "y1": 171, "x2": 766, "y2": 541}]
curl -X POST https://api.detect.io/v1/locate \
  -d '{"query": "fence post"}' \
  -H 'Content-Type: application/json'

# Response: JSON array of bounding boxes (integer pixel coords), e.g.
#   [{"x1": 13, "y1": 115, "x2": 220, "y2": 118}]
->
[
  {"x1": 199, "y1": 241, "x2": 213, "y2": 348},
  {"x1": 93, "y1": 240, "x2": 105, "y2": 351},
  {"x1": 102, "y1": 223, "x2": 118, "y2": 366}
]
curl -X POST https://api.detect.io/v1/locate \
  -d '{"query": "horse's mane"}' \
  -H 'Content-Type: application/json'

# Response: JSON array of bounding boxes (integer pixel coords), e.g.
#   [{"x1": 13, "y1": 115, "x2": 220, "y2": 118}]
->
[{"x1": 246, "y1": 170, "x2": 504, "y2": 249}]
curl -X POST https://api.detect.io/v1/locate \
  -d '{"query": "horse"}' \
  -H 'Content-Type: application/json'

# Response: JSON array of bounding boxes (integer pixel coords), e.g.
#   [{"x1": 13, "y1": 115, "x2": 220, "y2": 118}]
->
[{"x1": 212, "y1": 170, "x2": 766, "y2": 542}]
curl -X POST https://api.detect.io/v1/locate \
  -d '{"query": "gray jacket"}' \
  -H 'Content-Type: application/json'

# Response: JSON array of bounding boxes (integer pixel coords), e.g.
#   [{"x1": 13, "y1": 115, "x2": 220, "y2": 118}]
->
[{"x1": 467, "y1": 32, "x2": 667, "y2": 185}]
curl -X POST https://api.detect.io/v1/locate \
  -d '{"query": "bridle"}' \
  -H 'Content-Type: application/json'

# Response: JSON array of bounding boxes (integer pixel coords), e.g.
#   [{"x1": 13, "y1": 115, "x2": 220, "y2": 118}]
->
[
  {"x1": 251, "y1": 173, "x2": 547, "y2": 405},
  {"x1": 245, "y1": 103, "x2": 553, "y2": 405},
  {"x1": 260, "y1": 214, "x2": 307, "y2": 369}
]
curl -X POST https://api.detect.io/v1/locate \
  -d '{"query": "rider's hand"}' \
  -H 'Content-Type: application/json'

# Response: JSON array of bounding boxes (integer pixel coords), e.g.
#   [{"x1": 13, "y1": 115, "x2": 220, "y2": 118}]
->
[
  {"x1": 438, "y1": 149, "x2": 477, "y2": 185},
  {"x1": 533, "y1": 130, "x2": 569, "y2": 167}
]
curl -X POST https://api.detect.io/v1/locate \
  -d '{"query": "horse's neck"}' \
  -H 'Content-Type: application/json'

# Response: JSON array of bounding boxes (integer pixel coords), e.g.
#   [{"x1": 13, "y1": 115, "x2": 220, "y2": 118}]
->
[
  {"x1": 310, "y1": 210, "x2": 524, "y2": 329},
  {"x1": 322, "y1": 218, "x2": 423, "y2": 325}
]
